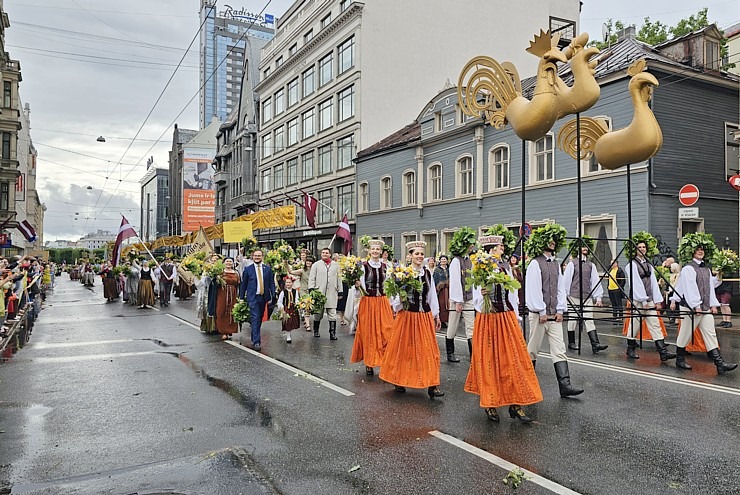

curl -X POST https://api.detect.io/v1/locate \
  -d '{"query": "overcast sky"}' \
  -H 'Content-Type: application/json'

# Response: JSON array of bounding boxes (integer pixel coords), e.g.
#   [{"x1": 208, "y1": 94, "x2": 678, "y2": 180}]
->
[{"x1": 4, "y1": 0, "x2": 737, "y2": 241}]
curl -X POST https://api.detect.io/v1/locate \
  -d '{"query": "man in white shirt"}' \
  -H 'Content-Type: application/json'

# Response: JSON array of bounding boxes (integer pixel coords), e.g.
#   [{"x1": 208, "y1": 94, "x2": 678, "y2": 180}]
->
[
  {"x1": 670, "y1": 234, "x2": 736, "y2": 374},
  {"x1": 447, "y1": 227, "x2": 477, "y2": 361}
]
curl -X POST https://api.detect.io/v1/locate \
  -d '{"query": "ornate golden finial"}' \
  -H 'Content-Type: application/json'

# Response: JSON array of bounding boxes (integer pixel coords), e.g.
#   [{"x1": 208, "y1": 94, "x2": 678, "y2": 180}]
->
[
  {"x1": 627, "y1": 58, "x2": 647, "y2": 77},
  {"x1": 526, "y1": 30, "x2": 560, "y2": 57},
  {"x1": 557, "y1": 117, "x2": 609, "y2": 160}
]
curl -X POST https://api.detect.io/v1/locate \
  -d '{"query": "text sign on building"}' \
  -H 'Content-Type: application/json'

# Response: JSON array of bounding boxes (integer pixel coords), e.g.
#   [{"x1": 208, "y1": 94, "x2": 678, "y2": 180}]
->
[
  {"x1": 678, "y1": 207, "x2": 699, "y2": 219},
  {"x1": 182, "y1": 148, "x2": 216, "y2": 233},
  {"x1": 678, "y1": 184, "x2": 699, "y2": 207},
  {"x1": 218, "y1": 5, "x2": 275, "y2": 27},
  {"x1": 729, "y1": 174, "x2": 740, "y2": 191}
]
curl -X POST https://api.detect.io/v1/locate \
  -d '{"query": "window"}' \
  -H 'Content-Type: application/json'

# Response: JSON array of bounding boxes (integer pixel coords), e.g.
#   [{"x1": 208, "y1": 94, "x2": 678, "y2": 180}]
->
[
  {"x1": 581, "y1": 217, "x2": 616, "y2": 273},
  {"x1": 304, "y1": 29, "x2": 314, "y2": 43},
  {"x1": 0, "y1": 182, "x2": 8, "y2": 210},
  {"x1": 261, "y1": 169, "x2": 272, "y2": 193},
  {"x1": 337, "y1": 36, "x2": 354, "y2": 74},
  {"x1": 423, "y1": 232, "x2": 438, "y2": 258},
  {"x1": 262, "y1": 134, "x2": 272, "y2": 158},
  {"x1": 287, "y1": 78, "x2": 299, "y2": 107},
  {"x1": 321, "y1": 13, "x2": 332, "y2": 28},
  {"x1": 337, "y1": 85, "x2": 354, "y2": 122},
  {"x1": 287, "y1": 158, "x2": 298, "y2": 185},
  {"x1": 679, "y1": 219, "x2": 704, "y2": 239},
  {"x1": 263, "y1": 67, "x2": 270, "y2": 79},
  {"x1": 582, "y1": 118, "x2": 611, "y2": 175},
  {"x1": 456, "y1": 155, "x2": 474, "y2": 196},
  {"x1": 302, "y1": 109, "x2": 315, "y2": 139},
  {"x1": 706, "y1": 39, "x2": 720, "y2": 70},
  {"x1": 442, "y1": 230, "x2": 456, "y2": 254},
  {"x1": 382, "y1": 236, "x2": 394, "y2": 254},
  {"x1": 274, "y1": 88, "x2": 285, "y2": 115},
  {"x1": 337, "y1": 135, "x2": 353, "y2": 170},
  {"x1": 428, "y1": 163, "x2": 442, "y2": 202},
  {"x1": 319, "y1": 98, "x2": 333, "y2": 131},
  {"x1": 340, "y1": 0, "x2": 350, "y2": 11},
  {"x1": 319, "y1": 53, "x2": 333, "y2": 86},
  {"x1": 302, "y1": 152, "x2": 314, "y2": 180},
  {"x1": 275, "y1": 56, "x2": 283, "y2": 68},
  {"x1": 402, "y1": 171, "x2": 416, "y2": 206},
  {"x1": 262, "y1": 97, "x2": 272, "y2": 123},
  {"x1": 318, "y1": 144, "x2": 332, "y2": 175},
  {"x1": 338, "y1": 184, "x2": 354, "y2": 219},
  {"x1": 434, "y1": 111, "x2": 443, "y2": 132},
  {"x1": 380, "y1": 176, "x2": 392, "y2": 209},
  {"x1": 532, "y1": 134, "x2": 554, "y2": 182},
  {"x1": 359, "y1": 182, "x2": 368, "y2": 213},
  {"x1": 287, "y1": 118, "x2": 298, "y2": 146},
  {"x1": 402, "y1": 233, "x2": 418, "y2": 250},
  {"x1": 489, "y1": 145, "x2": 509, "y2": 190},
  {"x1": 274, "y1": 126, "x2": 284, "y2": 153},
  {"x1": 302, "y1": 67, "x2": 315, "y2": 97},
  {"x1": 288, "y1": 43, "x2": 297, "y2": 57},
  {"x1": 726, "y1": 122, "x2": 739, "y2": 177},
  {"x1": 274, "y1": 163, "x2": 284, "y2": 189},
  {"x1": 318, "y1": 189, "x2": 333, "y2": 223},
  {"x1": 3, "y1": 81, "x2": 10, "y2": 108}
]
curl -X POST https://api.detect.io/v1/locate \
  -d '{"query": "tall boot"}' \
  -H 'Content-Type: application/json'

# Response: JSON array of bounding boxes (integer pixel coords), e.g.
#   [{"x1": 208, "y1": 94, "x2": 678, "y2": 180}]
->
[
  {"x1": 313, "y1": 319, "x2": 321, "y2": 338},
  {"x1": 654, "y1": 339, "x2": 676, "y2": 361},
  {"x1": 467, "y1": 338, "x2": 473, "y2": 357},
  {"x1": 567, "y1": 331, "x2": 579, "y2": 350},
  {"x1": 626, "y1": 339, "x2": 639, "y2": 359},
  {"x1": 587, "y1": 331, "x2": 608, "y2": 354},
  {"x1": 707, "y1": 348, "x2": 737, "y2": 375},
  {"x1": 675, "y1": 346, "x2": 692, "y2": 369},
  {"x1": 553, "y1": 361, "x2": 584, "y2": 398},
  {"x1": 445, "y1": 338, "x2": 460, "y2": 362},
  {"x1": 329, "y1": 320, "x2": 337, "y2": 340}
]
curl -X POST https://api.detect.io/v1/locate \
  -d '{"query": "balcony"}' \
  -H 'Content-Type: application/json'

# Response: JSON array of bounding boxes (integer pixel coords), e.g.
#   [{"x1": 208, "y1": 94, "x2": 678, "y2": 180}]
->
[{"x1": 213, "y1": 168, "x2": 228, "y2": 185}]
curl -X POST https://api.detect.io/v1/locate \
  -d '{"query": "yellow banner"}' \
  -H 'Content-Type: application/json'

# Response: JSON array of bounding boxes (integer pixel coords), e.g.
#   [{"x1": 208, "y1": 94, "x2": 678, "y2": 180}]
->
[{"x1": 223, "y1": 220, "x2": 253, "y2": 243}]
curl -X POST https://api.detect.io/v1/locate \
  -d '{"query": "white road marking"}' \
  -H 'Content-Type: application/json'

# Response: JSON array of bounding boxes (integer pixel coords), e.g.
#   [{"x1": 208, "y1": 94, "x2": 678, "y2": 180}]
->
[
  {"x1": 31, "y1": 339, "x2": 134, "y2": 349},
  {"x1": 166, "y1": 314, "x2": 200, "y2": 330},
  {"x1": 145, "y1": 305, "x2": 160, "y2": 312},
  {"x1": 429, "y1": 430, "x2": 581, "y2": 495},
  {"x1": 33, "y1": 351, "x2": 158, "y2": 363},
  {"x1": 224, "y1": 340, "x2": 355, "y2": 397}
]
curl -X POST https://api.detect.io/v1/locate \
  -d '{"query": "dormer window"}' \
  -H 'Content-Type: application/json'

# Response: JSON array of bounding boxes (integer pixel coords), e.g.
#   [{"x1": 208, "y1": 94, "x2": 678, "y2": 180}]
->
[{"x1": 705, "y1": 39, "x2": 719, "y2": 70}]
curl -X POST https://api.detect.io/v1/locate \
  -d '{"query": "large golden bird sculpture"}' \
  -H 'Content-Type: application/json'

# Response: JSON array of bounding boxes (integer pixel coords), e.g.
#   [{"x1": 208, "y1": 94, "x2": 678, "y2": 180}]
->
[
  {"x1": 557, "y1": 59, "x2": 663, "y2": 170},
  {"x1": 555, "y1": 32, "x2": 601, "y2": 119}
]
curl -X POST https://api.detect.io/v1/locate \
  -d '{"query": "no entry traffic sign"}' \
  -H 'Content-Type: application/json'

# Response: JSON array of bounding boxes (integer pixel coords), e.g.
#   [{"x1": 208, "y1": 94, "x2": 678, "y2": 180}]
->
[
  {"x1": 729, "y1": 174, "x2": 740, "y2": 191},
  {"x1": 678, "y1": 184, "x2": 699, "y2": 207}
]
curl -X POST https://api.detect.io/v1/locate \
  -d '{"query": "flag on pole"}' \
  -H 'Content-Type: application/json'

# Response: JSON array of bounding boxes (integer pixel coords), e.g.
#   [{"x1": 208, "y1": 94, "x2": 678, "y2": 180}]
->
[
  {"x1": 303, "y1": 192, "x2": 318, "y2": 228},
  {"x1": 17, "y1": 220, "x2": 37, "y2": 242},
  {"x1": 112, "y1": 216, "x2": 138, "y2": 266},
  {"x1": 335, "y1": 213, "x2": 352, "y2": 254}
]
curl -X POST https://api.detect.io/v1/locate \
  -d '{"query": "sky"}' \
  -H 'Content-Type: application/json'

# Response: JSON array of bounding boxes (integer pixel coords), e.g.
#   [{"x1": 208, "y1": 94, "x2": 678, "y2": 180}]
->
[{"x1": 3, "y1": 0, "x2": 737, "y2": 242}]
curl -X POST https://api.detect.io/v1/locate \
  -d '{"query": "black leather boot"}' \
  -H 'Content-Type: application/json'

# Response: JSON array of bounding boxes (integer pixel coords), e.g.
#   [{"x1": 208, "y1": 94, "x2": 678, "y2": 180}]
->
[
  {"x1": 428, "y1": 386, "x2": 444, "y2": 398},
  {"x1": 445, "y1": 338, "x2": 460, "y2": 362},
  {"x1": 554, "y1": 361, "x2": 584, "y2": 397},
  {"x1": 654, "y1": 339, "x2": 676, "y2": 361},
  {"x1": 626, "y1": 339, "x2": 639, "y2": 359},
  {"x1": 567, "y1": 331, "x2": 579, "y2": 350},
  {"x1": 313, "y1": 320, "x2": 321, "y2": 337},
  {"x1": 467, "y1": 338, "x2": 473, "y2": 357},
  {"x1": 675, "y1": 347, "x2": 692, "y2": 369},
  {"x1": 531, "y1": 360, "x2": 536, "y2": 369},
  {"x1": 587, "y1": 331, "x2": 608, "y2": 354},
  {"x1": 707, "y1": 348, "x2": 737, "y2": 375},
  {"x1": 329, "y1": 320, "x2": 337, "y2": 340}
]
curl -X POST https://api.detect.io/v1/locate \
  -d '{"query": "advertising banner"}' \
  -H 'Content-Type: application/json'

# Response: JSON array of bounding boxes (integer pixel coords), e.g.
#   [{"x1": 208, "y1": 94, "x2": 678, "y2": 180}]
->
[{"x1": 182, "y1": 148, "x2": 216, "y2": 233}]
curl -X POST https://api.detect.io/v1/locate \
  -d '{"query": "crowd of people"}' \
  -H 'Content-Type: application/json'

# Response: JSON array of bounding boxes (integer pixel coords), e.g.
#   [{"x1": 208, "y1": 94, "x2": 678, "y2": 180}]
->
[{"x1": 0, "y1": 255, "x2": 51, "y2": 342}]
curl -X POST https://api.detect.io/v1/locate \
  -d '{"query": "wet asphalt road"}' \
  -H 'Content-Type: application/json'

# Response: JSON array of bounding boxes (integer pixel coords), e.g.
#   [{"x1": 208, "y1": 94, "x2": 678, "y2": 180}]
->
[{"x1": 1, "y1": 278, "x2": 740, "y2": 495}]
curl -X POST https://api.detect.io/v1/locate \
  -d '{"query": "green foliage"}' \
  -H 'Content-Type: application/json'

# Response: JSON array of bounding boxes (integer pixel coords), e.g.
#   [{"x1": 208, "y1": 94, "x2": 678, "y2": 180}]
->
[
  {"x1": 231, "y1": 299, "x2": 251, "y2": 324},
  {"x1": 308, "y1": 289, "x2": 327, "y2": 314},
  {"x1": 711, "y1": 249, "x2": 740, "y2": 276},
  {"x1": 637, "y1": 17, "x2": 669, "y2": 45},
  {"x1": 502, "y1": 467, "x2": 528, "y2": 490},
  {"x1": 671, "y1": 8, "x2": 708, "y2": 37},
  {"x1": 567, "y1": 235, "x2": 596, "y2": 256},
  {"x1": 449, "y1": 226, "x2": 477, "y2": 257},
  {"x1": 382, "y1": 244, "x2": 394, "y2": 259},
  {"x1": 241, "y1": 236, "x2": 258, "y2": 255},
  {"x1": 92, "y1": 248, "x2": 105, "y2": 260},
  {"x1": 623, "y1": 231, "x2": 658, "y2": 260},
  {"x1": 677, "y1": 232, "x2": 716, "y2": 265},
  {"x1": 524, "y1": 224, "x2": 568, "y2": 258},
  {"x1": 485, "y1": 225, "x2": 517, "y2": 256}
]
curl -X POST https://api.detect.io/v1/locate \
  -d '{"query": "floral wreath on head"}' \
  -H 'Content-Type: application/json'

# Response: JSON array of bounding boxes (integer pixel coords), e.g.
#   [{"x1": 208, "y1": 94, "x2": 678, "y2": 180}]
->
[
  {"x1": 449, "y1": 226, "x2": 477, "y2": 257},
  {"x1": 677, "y1": 232, "x2": 717, "y2": 265},
  {"x1": 283, "y1": 274, "x2": 297, "y2": 282},
  {"x1": 567, "y1": 235, "x2": 596, "y2": 257},
  {"x1": 623, "y1": 231, "x2": 658, "y2": 261},
  {"x1": 524, "y1": 223, "x2": 567, "y2": 258},
  {"x1": 485, "y1": 224, "x2": 517, "y2": 257}
]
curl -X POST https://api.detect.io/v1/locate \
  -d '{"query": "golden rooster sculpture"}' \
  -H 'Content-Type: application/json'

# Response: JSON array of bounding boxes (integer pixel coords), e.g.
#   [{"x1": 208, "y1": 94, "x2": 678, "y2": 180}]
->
[
  {"x1": 557, "y1": 59, "x2": 663, "y2": 170},
  {"x1": 457, "y1": 30, "x2": 600, "y2": 142}
]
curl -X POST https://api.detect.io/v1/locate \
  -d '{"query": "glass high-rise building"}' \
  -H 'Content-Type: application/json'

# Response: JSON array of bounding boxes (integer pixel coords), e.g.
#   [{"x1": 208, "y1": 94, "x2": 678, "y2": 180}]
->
[{"x1": 199, "y1": 1, "x2": 276, "y2": 129}]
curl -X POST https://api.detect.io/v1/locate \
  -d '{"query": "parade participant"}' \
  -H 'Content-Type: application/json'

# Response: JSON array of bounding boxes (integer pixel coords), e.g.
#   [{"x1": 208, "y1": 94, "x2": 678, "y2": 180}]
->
[
  {"x1": 175, "y1": 259, "x2": 195, "y2": 301},
  {"x1": 276, "y1": 275, "x2": 300, "y2": 343},
  {"x1": 608, "y1": 259, "x2": 626, "y2": 324},
  {"x1": 563, "y1": 236, "x2": 608, "y2": 354},
  {"x1": 524, "y1": 224, "x2": 584, "y2": 398},
  {"x1": 308, "y1": 247, "x2": 342, "y2": 340},
  {"x1": 292, "y1": 255, "x2": 314, "y2": 331},
  {"x1": 124, "y1": 261, "x2": 139, "y2": 306},
  {"x1": 158, "y1": 257, "x2": 175, "y2": 307},
  {"x1": 623, "y1": 232, "x2": 676, "y2": 361},
  {"x1": 135, "y1": 259, "x2": 156, "y2": 309},
  {"x1": 344, "y1": 280, "x2": 362, "y2": 335},
  {"x1": 433, "y1": 254, "x2": 450, "y2": 328},
  {"x1": 381, "y1": 245, "x2": 393, "y2": 270},
  {"x1": 446, "y1": 226, "x2": 478, "y2": 362},
  {"x1": 351, "y1": 239, "x2": 393, "y2": 376},
  {"x1": 100, "y1": 261, "x2": 118, "y2": 302},
  {"x1": 82, "y1": 261, "x2": 95, "y2": 287},
  {"x1": 199, "y1": 253, "x2": 222, "y2": 334},
  {"x1": 509, "y1": 253, "x2": 525, "y2": 316},
  {"x1": 670, "y1": 233, "x2": 736, "y2": 374},
  {"x1": 215, "y1": 257, "x2": 241, "y2": 341},
  {"x1": 380, "y1": 240, "x2": 444, "y2": 399},
  {"x1": 239, "y1": 249, "x2": 275, "y2": 350},
  {"x1": 465, "y1": 235, "x2": 542, "y2": 423}
]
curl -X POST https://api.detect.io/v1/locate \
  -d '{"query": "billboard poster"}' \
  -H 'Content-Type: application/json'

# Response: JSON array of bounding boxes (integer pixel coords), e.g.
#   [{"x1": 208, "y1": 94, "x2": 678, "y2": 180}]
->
[{"x1": 182, "y1": 147, "x2": 216, "y2": 233}]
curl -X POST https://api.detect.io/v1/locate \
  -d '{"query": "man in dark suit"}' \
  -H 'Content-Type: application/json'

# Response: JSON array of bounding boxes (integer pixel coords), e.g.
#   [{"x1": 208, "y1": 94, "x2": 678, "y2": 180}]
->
[{"x1": 239, "y1": 249, "x2": 275, "y2": 352}]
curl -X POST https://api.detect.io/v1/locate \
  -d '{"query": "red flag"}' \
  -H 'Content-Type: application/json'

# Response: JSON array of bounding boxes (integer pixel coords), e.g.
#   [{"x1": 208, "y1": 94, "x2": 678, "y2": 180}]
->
[
  {"x1": 17, "y1": 220, "x2": 37, "y2": 242},
  {"x1": 112, "y1": 215, "x2": 138, "y2": 266},
  {"x1": 303, "y1": 193, "x2": 318, "y2": 228},
  {"x1": 335, "y1": 213, "x2": 352, "y2": 255}
]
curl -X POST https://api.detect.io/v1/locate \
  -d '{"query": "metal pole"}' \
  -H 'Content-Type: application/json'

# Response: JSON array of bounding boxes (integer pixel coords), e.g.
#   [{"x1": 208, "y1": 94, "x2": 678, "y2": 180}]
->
[
  {"x1": 627, "y1": 164, "x2": 638, "y2": 348},
  {"x1": 576, "y1": 114, "x2": 583, "y2": 355},
  {"x1": 521, "y1": 139, "x2": 527, "y2": 339}
]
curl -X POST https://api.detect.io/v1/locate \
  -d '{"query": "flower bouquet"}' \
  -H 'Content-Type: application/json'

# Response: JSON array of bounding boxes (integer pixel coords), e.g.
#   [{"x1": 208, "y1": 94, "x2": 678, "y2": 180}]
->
[
  {"x1": 308, "y1": 289, "x2": 327, "y2": 314},
  {"x1": 112, "y1": 266, "x2": 123, "y2": 277},
  {"x1": 384, "y1": 265, "x2": 422, "y2": 310},
  {"x1": 121, "y1": 265, "x2": 132, "y2": 277},
  {"x1": 205, "y1": 260, "x2": 226, "y2": 286},
  {"x1": 231, "y1": 299, "x2": 250, "y2": 324},
  {"x1": 273, "y1": 240, "x2": 296, "y2": 262},
  {"x1": 242, "y1": 236, "x2": 258, "y2": 255},
  {"x1": 271, "y1": 308, "x2": 291, "y2": 322},
  {"x1": 711, "y1": 248, "x2": 740, "y2": 276},
  {"x1": 182, "y1": 257, "x2": 204, "y2": 277},
  {"x1": 148, "y1": 259, "x2": 158, "y2": 268},
  {"x1": 264, "y1": 249, "x2": 287, "y2": 277},
  {"x1": 296, "y1": 293, "x2": 315, "y2": 314},
  {"x1": 338, "y1": 255, "x2": 366, "y2": 295},
  {"x1": 465, "y1": 250, "x2": 521, "y2": 313}
]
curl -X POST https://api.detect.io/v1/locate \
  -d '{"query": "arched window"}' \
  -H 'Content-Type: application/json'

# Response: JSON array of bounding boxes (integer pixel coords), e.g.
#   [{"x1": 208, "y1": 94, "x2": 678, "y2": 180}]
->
[
  {"x1": 531, "y1": 133, "x2": 554, "y2": 183},
  {"x1": 359, "y1": 182, "x2": 369, "y2": 213},
  {"x1": 488, "y1": 144, "x2": 509, "y2": 191},
  {"x1": 380, "y1": 176, "x2": 392, "y2": 209},
  {"x1": 456, "y1": 155, "x2": 474, "y2": 197},
  {"x1": 428, "y1": 163, "x2": 442, "y2": 202},
  {"x1": 402, "y1": 170, "x2": 416, "y2": 206}
]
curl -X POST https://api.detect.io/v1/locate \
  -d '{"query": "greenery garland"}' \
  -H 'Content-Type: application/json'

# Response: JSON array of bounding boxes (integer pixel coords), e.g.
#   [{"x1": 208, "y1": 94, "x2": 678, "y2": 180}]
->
[
  {"x1": 567, "y1": 235, "x2": 596, "y2": 257},
  {"x1": 711, "y1": 248, "x2": 740, "y2": 276},
  {"x1": 231, "y1": 299, "x2": 251, "y2": 324},
  {"x1": 677, "y1": 232, "x2": 716, "y2": 265},
  {"x1": 623, "y1": 231, "x2": 658, "y2": 260},
  {"x1": 485, "y1": 224, "x2": 517, "y2": 256},
  {"x1": 524, "y1": 223, "x2": 568, "y2": 258},
  {"x1": 382, "y1": 244, "x2": 394, "y2": 259},
  {"x1": 449, "y1": 226, "x2": 477, "y2": 257}
]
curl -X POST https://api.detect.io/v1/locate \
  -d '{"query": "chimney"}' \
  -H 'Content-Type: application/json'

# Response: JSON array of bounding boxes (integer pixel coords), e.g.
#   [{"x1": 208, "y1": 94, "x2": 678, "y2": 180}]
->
[{"x1": 616, "y1": 26, "x2": 636, "y2": 42}]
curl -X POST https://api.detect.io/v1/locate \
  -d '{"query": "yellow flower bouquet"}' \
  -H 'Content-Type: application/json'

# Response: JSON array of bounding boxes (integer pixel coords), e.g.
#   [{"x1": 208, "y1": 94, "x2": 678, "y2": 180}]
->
[
  {"x1": 465, "y1": 250, "x2": 521, "y2": 313},
  {"x1": 384, "y1": 265, "x2": 423, "y2": 310}
]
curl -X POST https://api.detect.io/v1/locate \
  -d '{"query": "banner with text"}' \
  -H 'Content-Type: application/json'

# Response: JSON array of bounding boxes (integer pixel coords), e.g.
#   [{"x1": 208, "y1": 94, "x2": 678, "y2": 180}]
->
[{"x1": 182, "y1": 147, "x2": 216, "y2": 233}]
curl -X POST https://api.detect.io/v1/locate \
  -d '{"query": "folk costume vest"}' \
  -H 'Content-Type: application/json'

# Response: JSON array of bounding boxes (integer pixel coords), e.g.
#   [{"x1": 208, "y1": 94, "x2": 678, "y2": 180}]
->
[
  {"x1": 455, "y1": 255, "x2": 473, "y2": 302},
  {"x1": 688, "y1": 260, "x2": 711, "y2": 311},
  {"x1": 535, "y1": 255, "x2": 560, "y2": 315},
  {"x1": 635, "y1": 258, "x2": 653, "y2": 300},
  {"x1": 569, "y1": 259, "x2": 593, "y2": 298},
  {"x1": 363, "y1": 261, "x2": 386, "y2": 297},
  {"x1": 407, "y1": 267, "x2": 432, "y2": 313}
]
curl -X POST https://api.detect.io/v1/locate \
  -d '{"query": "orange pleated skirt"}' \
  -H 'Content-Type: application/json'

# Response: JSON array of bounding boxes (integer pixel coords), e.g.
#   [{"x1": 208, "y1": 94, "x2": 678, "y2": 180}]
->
[
  {"x1": 621, "y1": 301, "x2": 667, "y2": 340},
  {"x1": 351, "y1": 295, "x2": 393, "y2": 367},
  {"x1": 379, "y1": 310, "x2": 440, "y2": 388},
  {"x1": 465, "y1": 311, "x2": 543, "y2": 408},
  {"x1": 678, "y1": 319, "x2": 718, "y2": 352}
]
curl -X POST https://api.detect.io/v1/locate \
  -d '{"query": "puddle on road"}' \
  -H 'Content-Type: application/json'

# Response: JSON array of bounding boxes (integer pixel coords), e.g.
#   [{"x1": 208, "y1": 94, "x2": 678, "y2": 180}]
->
[{"x1": 164, "y1": 352, "x2": 284, "y2": 436}]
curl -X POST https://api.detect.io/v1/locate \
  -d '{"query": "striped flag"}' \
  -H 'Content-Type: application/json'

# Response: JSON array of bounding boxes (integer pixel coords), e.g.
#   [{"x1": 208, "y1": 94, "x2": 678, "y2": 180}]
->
[
  {"x1": 335, "y1": 213, "x2": 352, "y2": 254},
  {"x1": 17, "y1": 219, "x2": 37, "y2": 242},
  {"x1": 303, "y1": 192, "x2": 318, "y2": 228},
  {"x1": 112, "y1": 216, "x2": 138, "y2": 266}
]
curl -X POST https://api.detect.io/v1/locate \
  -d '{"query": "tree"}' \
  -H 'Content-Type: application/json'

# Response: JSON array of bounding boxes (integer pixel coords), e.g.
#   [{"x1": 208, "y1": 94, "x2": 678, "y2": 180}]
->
[
  {"x1": 671, "y1": 7, "x2": 708, "y2": 38},
  {"x1": 637, "y1": 17, "x2": 669, "y2": 45}
]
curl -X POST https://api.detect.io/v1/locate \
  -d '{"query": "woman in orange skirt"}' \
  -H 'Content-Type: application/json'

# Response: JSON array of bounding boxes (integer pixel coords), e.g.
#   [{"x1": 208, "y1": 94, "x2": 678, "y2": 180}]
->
[
  {"x1": 351, "y1": 239, "x2": 394, "y2": 375},
  {"x1": 465, "y1": 235, "x2": 542, "y2": 423},
  {"x1": 379, "y1": 240, "x2": 444, "y2": 399}
]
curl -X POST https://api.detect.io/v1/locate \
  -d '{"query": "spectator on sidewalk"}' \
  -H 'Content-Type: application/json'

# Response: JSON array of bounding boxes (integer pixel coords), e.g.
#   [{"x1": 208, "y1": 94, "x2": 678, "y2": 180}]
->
[{"x1": 607, "y1": 259, "x2": 626, "y2": 324}]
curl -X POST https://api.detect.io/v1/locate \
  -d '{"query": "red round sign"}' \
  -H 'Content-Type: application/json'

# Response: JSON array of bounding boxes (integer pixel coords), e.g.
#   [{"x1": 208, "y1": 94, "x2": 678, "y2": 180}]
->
[
  {"x1": 729, "y1": 175, "x2": 740, "y2": 192},
  {"x1": 678, "y1": 184, "x2": 699, "y2": 207}
]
